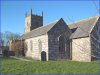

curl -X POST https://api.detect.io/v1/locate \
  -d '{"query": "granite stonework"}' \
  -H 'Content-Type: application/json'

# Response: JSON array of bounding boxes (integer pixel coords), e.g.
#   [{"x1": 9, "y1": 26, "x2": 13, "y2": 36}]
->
[
  {"x1": 25, "y1": 34, "x2": 48, "y2": 60},
  {"x1": 48, "y1": 19, "x2": 71, "y2": 60},
  {"x1": 11, "y1": 10, "x2": 99, "y2": 62},
  {"x1": 25, "y1": 19, "x2": 71, "y2": 61},
  {"x1": 72, "y1": 37, "x2": 91, "y2": 62},
  {"x1": 24, "y1": 10, "x2": 43, "y2": 34},
  {"x1": 90, "y1": 19, "x2": 99, "y2": 61}
]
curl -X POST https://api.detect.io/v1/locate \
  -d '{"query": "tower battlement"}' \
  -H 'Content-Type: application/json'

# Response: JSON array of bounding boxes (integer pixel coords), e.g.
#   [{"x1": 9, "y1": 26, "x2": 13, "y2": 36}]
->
[{"x1": 24, "y1": 9, "x2": 43, "y2": 34}]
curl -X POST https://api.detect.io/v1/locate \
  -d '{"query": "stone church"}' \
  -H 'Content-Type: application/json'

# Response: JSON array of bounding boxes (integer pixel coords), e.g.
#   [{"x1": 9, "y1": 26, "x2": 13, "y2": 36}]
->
[{"x1": 21, "y1": 9, "x2": 99, "y2": 62}]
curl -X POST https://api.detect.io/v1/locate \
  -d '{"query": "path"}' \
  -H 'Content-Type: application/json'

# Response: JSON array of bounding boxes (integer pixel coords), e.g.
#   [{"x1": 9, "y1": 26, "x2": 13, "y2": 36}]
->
[{"x1": 10, "y1": 56, "x2": 31, "y2": 61}]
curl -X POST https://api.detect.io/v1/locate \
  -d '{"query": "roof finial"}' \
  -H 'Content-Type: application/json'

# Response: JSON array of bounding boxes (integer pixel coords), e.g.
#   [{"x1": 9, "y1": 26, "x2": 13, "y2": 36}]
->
[
  {"x1": 30, "y1": 8, "x2": 32, "y2": 15},
  {"x1": 42, "y1": 11, "x2": 43, "y2": 17},
  {"x1": 25, "y1": 11, "x2": 27, "y2": 17}
]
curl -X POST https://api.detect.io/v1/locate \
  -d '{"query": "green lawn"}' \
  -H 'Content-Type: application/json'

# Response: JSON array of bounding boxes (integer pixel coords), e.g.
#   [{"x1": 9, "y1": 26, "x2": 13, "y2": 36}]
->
[{"x1": 0, "y1": 57, "x2": 99, "y2": 74}]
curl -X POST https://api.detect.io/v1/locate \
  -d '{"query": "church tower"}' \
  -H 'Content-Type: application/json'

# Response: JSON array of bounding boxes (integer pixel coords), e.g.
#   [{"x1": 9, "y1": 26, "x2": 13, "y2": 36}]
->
[{"x1": 24, "y1": 9, "x2": 43, "y2": 34}]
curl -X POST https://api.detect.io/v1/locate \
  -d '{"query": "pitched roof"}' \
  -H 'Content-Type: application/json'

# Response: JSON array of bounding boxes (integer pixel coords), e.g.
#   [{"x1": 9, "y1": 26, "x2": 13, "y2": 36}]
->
[
  {"x1": 21, "y1": 18, "x2": 62, "y2": 39},
  {"x1": 68, "y1": 16, "x2": 99, "y2": 39}
]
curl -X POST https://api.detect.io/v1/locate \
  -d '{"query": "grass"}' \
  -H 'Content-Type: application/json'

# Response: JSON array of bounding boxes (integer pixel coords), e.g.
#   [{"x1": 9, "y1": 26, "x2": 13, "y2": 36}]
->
[{"x1": 0, "y1": 57, "x2": 99, "y2": 74}]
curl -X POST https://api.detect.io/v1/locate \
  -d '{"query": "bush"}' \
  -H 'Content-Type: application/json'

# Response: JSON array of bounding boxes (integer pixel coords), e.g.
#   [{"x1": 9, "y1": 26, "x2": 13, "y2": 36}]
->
[{"x1": 3, "y1": 50, "x2": 9, "y2": 57}]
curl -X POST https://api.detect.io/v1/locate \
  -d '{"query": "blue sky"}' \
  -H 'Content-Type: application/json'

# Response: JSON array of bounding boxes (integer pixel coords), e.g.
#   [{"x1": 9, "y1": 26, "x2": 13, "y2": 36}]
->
[{"x1": 1, "y1": 0, "x2": 99, "y2": 35}]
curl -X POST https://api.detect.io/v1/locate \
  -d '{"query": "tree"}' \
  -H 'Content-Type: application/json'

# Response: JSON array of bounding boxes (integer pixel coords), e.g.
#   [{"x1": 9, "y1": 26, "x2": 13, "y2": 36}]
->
[
  {"x1": 11, "y1": 39, "x2": 25, "y2": 56},
  {"x1": 1, "y1": 31, "x2": 21, "y2": 46}
]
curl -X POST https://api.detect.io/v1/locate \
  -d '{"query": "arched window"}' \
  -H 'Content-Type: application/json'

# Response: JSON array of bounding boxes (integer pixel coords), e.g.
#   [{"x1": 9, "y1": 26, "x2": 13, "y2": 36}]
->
[
  {"x1": 38, "y1": 39, "x2": 42, "y2": 54},
  {"x1": 30, "y1": 40, "x2": 33, "y2": 51},
  {"x1": 59, "y1": 35, "x2": 65, "y2": 54},
  {"x1": 24, "y1": 41, "x2": 28, "y2": 53}
]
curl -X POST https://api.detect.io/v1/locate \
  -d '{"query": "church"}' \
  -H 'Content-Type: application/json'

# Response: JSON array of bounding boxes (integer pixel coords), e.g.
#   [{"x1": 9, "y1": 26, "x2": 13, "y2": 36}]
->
[{"x1": 21, "y1": 9, "x2": 99, "y2": 62}]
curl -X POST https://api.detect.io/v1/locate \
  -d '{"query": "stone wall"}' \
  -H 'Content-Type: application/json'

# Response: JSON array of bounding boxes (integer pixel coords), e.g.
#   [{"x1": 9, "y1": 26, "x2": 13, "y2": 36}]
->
[
  {"x1": 48, "y1": 34, "x2": 59, "y2": 60},
  {"x1": 48, "y1": 19, "x2": 71, "y2": 60},
  {"x1": 24, "y1": 16, "x2": 31, "y2": 34},
  {"x1": 72, "y1": 37, "x2": 91, "y2": 62},
  {"x1": 90, "y1": 21, "x2": 99, "y2": 60},
  {"x1": 25, "y1": 34, "x2": 48, "y2": 61},
  {"x1": 24, "y1": 14, "x2": 43, "y2": 34},
  {"x1": 31, "y1": 15, "x2": 43, "y2": 30}
]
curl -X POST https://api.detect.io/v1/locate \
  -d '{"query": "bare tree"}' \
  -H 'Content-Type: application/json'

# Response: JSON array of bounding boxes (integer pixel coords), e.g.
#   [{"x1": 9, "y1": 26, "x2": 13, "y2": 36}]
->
[
  {"x1": 11, "y1": 40, "x2": 24, "y2": 56},
  {"x1": 1, "y1": 31, "x2": 21, "y2": 46}
]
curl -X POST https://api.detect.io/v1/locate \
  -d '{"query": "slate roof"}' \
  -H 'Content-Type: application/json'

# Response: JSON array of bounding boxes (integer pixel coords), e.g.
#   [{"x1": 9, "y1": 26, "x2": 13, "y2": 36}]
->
[
  {"x1": 22, "y1": 16, "x2": 99, "y2": 40},
  {"x1": 21, "y1": 19, "x2": 61, "y2": 39},
  {"x1": 68, "y1": 16, "x2": 99, "y2": 39}
]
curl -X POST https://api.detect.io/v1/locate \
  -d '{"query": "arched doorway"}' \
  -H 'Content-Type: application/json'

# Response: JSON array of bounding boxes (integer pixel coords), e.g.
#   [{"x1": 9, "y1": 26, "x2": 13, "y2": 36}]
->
[
  {"x1": 41, "y1": 51, "x2": 46, "y2": 61},
  {"x1": 59, "y1": 35, "x2": 66, "y2": 59}
]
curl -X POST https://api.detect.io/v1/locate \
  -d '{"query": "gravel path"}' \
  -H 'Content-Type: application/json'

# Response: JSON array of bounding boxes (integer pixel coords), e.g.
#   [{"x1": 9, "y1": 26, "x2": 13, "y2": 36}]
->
[{"x1": 10, "y1": 56, "x2": 31, "y2": 61}]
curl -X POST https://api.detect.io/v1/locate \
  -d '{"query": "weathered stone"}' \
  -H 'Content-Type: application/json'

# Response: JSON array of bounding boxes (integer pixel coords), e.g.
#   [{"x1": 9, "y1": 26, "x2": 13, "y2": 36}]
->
[{"x1": 72, "y1": 37, "x2": 91, "y2": 62}]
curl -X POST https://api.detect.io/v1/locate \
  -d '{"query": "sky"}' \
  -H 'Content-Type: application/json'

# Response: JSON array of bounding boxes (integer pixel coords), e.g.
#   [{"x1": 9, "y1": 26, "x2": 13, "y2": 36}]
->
[{"x1": 1, "y1": 0, "x2": 99, "y2": 35}]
